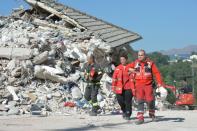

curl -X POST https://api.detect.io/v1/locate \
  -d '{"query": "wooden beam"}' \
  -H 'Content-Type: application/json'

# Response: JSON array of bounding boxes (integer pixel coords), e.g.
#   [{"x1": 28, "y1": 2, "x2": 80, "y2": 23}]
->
[
  {"x1": 25, "y1": 0, "x2": 85, "y2": 30},
  {"x1": 32, "y1": 18, "x2": 70, "y2": 33}
]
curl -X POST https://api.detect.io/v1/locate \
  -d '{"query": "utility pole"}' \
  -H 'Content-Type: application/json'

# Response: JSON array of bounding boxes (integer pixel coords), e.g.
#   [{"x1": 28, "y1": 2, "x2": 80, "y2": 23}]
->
[
  {"x1": 192, "y1": 62, "x2": 194, "y2": 94},
  {"x1": 191, "y1": 61, "x2": 197, "y2": 95}
]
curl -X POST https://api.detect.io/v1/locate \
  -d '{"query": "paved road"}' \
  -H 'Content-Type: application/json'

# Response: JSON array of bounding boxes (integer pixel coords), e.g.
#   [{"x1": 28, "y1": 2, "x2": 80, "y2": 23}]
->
[{"x1": 0, "y1": 110, "x2": 196, "y2": 131}]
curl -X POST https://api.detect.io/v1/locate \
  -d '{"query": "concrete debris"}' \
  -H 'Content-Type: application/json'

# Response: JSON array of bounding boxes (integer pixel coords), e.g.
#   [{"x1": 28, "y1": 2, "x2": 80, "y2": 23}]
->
[
  {"x1": 0, "y1": 48, "x2": 33, "y2": 60},
  {"x1": 0, "y1": 0, "x2": 122, "y2": 116},
  {"x1": 6, "y1": 59, "x2": 17, "y2": 71},
  {"x1": 71, "y1": 87, "x2": 83, "y2": 100},
  {"x1": 34, "y1": 65, "x2": 69, "y2": 83},
  {"x1": 36, "y1": 65, "x2": 64, "y2": 75},
  {"x1": 6, "y1": 86, "x2": 19, "y2": 101},
  {"x1": 0, "y1": 105, "x2": 8, "y2": 111},
  {"x1": 11, "y1": 67, "x2": 22, "y2": 77},
  {"x1": 100, "y1": 73, "x2": 113, "y2": 97},
  {"x1": 33, "y1": 51, "x2": 49, "y2": 65},
  {"x1": 7, "y1": 107, "x2": 20, "y2": 115},
  {"x1": 25, "y1": 0, "x2": 85, "y2": 30},
  {"x1": 8, "y1": 101, "x2": 17, "y2": 107}
]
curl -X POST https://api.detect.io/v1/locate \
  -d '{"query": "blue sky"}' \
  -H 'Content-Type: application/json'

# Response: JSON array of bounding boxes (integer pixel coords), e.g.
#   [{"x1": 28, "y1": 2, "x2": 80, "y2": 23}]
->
[{"x1": 0, "y1": 0, "x2": 197, "y2": 52}]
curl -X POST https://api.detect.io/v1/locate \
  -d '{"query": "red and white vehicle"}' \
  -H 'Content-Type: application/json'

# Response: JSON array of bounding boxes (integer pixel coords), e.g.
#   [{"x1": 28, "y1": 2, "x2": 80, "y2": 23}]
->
[{"x1": 165, "y1": 85, "x2": 196, "y2": 110}]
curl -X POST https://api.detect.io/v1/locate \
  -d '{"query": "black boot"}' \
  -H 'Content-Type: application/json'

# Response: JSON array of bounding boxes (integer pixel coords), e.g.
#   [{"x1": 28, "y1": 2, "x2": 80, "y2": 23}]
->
[
  {"x1": 123, "y1": 111, "x2": 131, "y2": 120},
  {"x1": 124, "y1": 116, "x2": 130, "y2": 120},
  {"x1": 150, "y1": 115, "x2": 157, "y2": 122},
  {"x1": 149, "y1": 110, "x2": 157, "y2": 122},
  {"x1": 89, "y1": 106, "x2": 98, "y2": 116},
  {"x1": 122, "y1": 112, "x2": 126, "y2": 119}
]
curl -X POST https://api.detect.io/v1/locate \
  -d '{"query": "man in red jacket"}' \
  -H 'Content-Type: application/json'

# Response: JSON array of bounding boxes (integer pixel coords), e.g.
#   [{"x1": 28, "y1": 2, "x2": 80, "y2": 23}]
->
[
  {"x1": 128, "y1": 50, "x2": 164, "y2": 124},
  {"x1": 112, "y1": 54, "x2": 135, "y2": 120}
]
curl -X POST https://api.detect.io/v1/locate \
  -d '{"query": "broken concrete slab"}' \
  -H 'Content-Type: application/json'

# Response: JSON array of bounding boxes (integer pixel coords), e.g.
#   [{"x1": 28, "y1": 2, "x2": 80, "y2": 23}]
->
[
  {"x1": 0, "y1": 48, "x2": 33, "y2": 60},
  {"x1": 7, "y1": 107, "x2": 20, "y2": 115},
  {"x1": 63, "y1": 47, "x2": 87, "y2": 62},
  {"x1": 8, "y1": 101, "x2": 17, "y2": 107},
  {"x1": 11, "y1": 67, "x2": 22, "y2": 77},
  {"x1": 52, "y1": 92, "x2": 61, "y2": 98},
  {"x1": 34, "y1": 65, "x2": 68, "y2": 84},
  {"x1": 43, "y1": 65, "x2": 64, "y2": 75},
  {"x1": 0, "y1": 105, "x2": 9, "y2": 112},
  {"x1": 33, "y1": 51, "x2": 49, "y2": 65},
  {"x1": 0, "y1": 111, "x2": 7, "y2": 116},
  {"x1": 100, "y1": 73, "x2": 112, "y2": 97},
  {"x1": 71, "y1": 87, "x2": 82, "y2": 100},
  {"x1": 6, "y1": 86, "x2": 19, "y2": 101},
  {"x1": 7, "y1": 77, "x2": 17, "y2": 85},
  {"x1": 0, "y1": 74, "x2": 6, "y2": 85},
  {"x1": 6, "y1": 59, "x2": 17, "y2": 71}
]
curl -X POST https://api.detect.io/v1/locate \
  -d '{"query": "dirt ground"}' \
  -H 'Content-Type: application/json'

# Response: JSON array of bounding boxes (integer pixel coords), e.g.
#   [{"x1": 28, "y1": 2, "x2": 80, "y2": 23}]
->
[{"x1": 0, "y1": 110, "x2": 197, "y2": 131}]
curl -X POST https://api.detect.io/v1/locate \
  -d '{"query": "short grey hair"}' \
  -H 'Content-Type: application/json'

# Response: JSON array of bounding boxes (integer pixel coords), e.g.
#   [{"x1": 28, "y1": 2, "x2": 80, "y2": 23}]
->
[{"x1": 138, "y1": 49, "x2": 146, "y2": 55}]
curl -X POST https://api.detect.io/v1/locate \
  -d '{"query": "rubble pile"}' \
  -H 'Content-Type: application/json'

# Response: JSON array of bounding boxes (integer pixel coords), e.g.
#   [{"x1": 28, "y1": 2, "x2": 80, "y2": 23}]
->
[{"x1": 0, "y1": 3, "x2": 118, "y2": 116}]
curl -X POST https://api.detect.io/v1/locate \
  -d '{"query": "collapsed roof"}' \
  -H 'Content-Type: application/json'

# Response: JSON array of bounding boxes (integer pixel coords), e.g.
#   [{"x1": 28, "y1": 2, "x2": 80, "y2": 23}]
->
[{"x1": 24, "y1": 0, "x2": 142, "y2": 48}]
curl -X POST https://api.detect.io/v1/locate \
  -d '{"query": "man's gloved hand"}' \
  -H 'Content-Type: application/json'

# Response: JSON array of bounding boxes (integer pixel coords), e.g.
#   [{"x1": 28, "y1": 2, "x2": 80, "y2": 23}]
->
[
  {"x1": 156, "y1": 86, "x2": 168, "y2": 101},
  {"x1": 84, "y1": 73, "x2": 89, "y2": 81}
]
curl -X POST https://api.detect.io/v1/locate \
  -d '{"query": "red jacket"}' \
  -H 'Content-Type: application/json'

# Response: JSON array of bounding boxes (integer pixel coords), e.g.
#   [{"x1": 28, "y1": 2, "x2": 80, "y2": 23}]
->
[
  {"x1": 112, "y1": 64, "x2": 135, "y2": 94},
  {"x1": 128, "y1": 59, "x2": 163, "y2": 86}
]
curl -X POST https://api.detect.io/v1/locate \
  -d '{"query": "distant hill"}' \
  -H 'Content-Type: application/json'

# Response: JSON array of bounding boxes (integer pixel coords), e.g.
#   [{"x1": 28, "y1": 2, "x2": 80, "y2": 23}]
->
[{"x1": 160, "y1": 45, "x2": 197, "y2": 55}]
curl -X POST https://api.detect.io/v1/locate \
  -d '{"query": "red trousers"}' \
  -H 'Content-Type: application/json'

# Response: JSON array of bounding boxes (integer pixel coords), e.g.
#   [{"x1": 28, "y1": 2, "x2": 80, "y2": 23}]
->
[{"x1": 136, "y1": 84, "x2": 154, "y2": 102}]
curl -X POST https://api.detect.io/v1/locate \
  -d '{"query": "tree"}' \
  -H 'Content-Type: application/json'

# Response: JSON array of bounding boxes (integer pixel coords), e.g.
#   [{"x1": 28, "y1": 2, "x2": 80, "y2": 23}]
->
[
  {"x1": 146, "y1": 52, "x2": 197, "y2": 103},
  {"x1": 148, "y1": 52, "x2": 169, "y2": 66}
]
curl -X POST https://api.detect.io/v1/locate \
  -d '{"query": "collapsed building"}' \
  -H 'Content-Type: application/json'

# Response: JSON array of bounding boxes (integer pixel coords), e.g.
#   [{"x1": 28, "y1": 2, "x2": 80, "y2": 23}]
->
[{"x1": 0, "y1": 0, "x2": 141, "y2": 116}]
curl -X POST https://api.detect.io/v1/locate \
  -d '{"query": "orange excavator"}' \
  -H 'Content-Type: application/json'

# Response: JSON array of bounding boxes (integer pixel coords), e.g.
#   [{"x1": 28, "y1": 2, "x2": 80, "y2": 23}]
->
[{"x1": 165, "y1": 84, "x2": 196, "y2": 110}]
